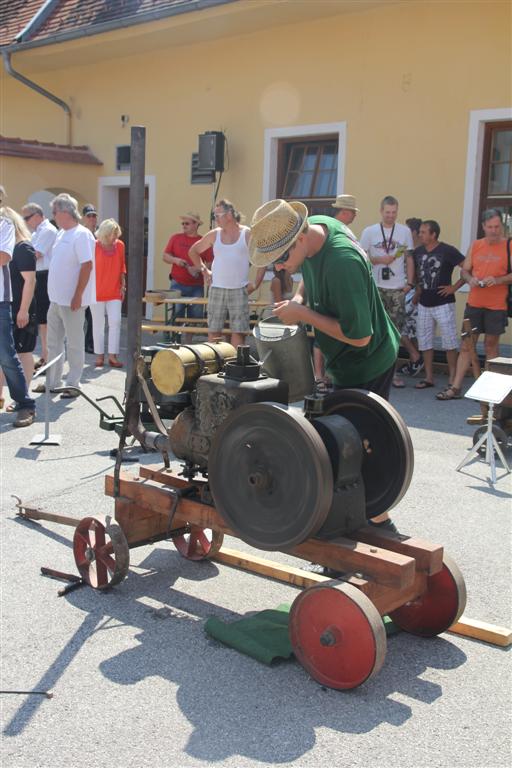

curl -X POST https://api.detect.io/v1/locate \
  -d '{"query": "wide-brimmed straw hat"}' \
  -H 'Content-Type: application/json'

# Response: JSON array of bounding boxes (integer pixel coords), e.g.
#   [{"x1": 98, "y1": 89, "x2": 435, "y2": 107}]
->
[
  {"x1": 249, "y1": 199, "x2": 308, "y2": 267},
  {"x1": 180, "y1": 211, "x2": 202, "y2": 225},
  {"x1": 331, "y1": 194, "x2": 359, "y2": 212}
]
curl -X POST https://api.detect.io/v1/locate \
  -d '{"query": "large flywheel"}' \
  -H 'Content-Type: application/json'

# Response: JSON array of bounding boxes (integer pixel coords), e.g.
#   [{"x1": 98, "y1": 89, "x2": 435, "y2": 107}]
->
[
  {"x1": 208, "y1": 403, "x2": 333, "y2": 550},
  {"x1": 321, "y1": 389, "x2": 414, "y2": 519}
]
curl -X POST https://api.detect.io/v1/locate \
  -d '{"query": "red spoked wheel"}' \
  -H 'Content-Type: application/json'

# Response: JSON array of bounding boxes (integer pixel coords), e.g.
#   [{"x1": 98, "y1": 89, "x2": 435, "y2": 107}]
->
[
  {"x1": 389, "y1": 554, "x2": 466, "y2": 637},
  {"x1": 172, "y1": 526, "x2": 224, "y2": 561},
  {"x1": 73, "y1": 515, "x2": 129, "y2": 589},
  {"x1": 289, "y1": 582, "x2": 387, "y2": 690}
]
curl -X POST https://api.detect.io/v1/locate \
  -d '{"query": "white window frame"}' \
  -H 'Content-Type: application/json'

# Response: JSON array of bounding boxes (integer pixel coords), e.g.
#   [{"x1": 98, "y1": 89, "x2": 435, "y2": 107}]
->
[
  {"x1": 97, "y1": 175, "x2": 156, "y2": 318},
  {"x1": 461, "y1": 107, "x2": 512, "y2": 254},
  {"x1": 262, "y1": 121, "x2": 347, "y2": 203}
]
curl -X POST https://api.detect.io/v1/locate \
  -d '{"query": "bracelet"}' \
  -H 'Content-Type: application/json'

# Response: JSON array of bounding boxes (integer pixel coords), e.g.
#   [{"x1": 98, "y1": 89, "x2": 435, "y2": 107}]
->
[{"x1": 407, "y1": 282, "x2": 415, "y2": 288}]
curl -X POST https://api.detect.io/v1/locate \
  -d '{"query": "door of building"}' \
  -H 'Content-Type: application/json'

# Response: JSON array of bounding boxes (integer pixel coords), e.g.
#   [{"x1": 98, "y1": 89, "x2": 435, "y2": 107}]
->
[{"x1": 478, "y1": 121, "x2": 512, "y2": 237}]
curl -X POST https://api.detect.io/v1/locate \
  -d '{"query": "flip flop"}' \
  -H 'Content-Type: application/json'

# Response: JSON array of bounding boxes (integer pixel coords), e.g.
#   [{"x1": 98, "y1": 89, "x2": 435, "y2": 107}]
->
[
  {"x1": 392, "y1": 378, "x2": 405, "y2": 388},
  {"x1": 60, "y1": 389, "x2": 80, "y2": 399},
  {"x1": 415, "y1": 380, "x2": 434, "y2": 389},
  {"x1": 436, "y1": 386, "x2": 462, "y2": 401}
]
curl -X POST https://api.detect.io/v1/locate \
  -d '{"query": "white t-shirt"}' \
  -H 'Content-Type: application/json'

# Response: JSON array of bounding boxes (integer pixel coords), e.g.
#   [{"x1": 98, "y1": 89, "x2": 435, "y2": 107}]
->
[
  {"x1": 211, "y1": 226, "x2": 250, "y2": 289},
  {"x1": 32, "y1": 218, "x2": 58, "y2": 271},
  {"x1": 360, "y1": 221, "x2": 413, "y2": 289},
  {"x1": 48, "y1": 224, "x2": 95, "y2": 306},
  {"x1": 0, "y1": 216, "x2": 15, "y2": 302}
]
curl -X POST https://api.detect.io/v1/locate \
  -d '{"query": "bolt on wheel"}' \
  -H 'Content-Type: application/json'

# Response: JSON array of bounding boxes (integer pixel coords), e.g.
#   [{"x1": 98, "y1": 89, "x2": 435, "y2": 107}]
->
[{"x1": 289, "y1": 581, "x2": 387, "y2": 689}]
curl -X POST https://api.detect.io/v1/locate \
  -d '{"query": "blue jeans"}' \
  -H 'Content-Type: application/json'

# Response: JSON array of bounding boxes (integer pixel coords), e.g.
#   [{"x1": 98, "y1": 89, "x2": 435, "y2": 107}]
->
[
  {"x1": 170, "y1": 282, "x2": 205, "y2": 320},
  {"x1": 0, "y1": 302, "x2": 35, "y2": 410}
]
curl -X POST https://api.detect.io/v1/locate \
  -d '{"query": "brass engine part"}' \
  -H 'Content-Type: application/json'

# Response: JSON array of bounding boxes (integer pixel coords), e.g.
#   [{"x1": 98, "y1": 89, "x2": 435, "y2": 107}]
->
[{"x1": 150, "y1": 342, "x2": 236, "y2": 396}]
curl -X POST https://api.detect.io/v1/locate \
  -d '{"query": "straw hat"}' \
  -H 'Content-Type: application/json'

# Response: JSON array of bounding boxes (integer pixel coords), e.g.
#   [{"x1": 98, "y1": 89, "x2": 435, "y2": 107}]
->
[
  {"x1": 180, "y1": 211, "x2": 202, "y2": 225},
  {"x1": 249, "y1": 199, "x2": 308, "y2": 267},
  {"x1": 331, "y1": 194, "x2": 359, "y2": 212}
]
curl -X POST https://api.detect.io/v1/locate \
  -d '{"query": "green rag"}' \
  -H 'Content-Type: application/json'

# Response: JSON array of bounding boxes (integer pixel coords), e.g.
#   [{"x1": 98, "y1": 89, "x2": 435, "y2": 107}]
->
[
  {"x1": 205, "y1": 604, "x2": 401, "y2": 666},
  {"x1": 205, "y1": 604, "x2": 292, "y2": 666}
]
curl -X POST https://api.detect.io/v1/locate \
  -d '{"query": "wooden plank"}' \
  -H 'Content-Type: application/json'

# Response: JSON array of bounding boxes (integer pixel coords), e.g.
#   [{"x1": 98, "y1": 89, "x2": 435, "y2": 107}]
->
[
  {"x1": 17, "y1": 508, "x2": 79, "y2": 528},
  {"x1": 348, "y1": 528, "x2": 444, "y2": 575},
  {"x1": 447, "y1": 618, "x2": 512, "y2": 647},
  {"x1": 138, "y1": 465, "x2": 201, "y2": 489},
  {"x1": 288, "y1": 537, "x2": 416, "y2": 590}
]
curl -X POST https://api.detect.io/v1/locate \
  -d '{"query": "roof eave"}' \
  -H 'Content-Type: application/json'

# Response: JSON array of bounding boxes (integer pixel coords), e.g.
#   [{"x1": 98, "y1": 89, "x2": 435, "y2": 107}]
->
[{"x1": 1, "y1": 0, "x2": 237, "y2": 53}]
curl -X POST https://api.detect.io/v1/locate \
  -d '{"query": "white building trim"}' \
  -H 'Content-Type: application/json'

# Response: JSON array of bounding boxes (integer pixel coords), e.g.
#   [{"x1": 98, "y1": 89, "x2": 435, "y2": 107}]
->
[
  {"x1": 262, "y1": 121, "x2": 347, "y2": 203},
  {"x1": 98, "y1": 175, "x2": 156, "y2": 318},
  {"x1": 461, "y1": 107, "x2": 512, "y2": 254}
]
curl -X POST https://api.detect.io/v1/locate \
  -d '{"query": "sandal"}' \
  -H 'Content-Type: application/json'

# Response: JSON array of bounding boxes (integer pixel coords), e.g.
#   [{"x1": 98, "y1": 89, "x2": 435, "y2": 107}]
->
[
  {"x1": 34, "y1": 358, "x2": 46, "y2": 371},
  {"x1": 392, "y1": 377, "x2": 405, "y2": 388},
  {"x1": 6, "y1": 402, "x2": 18, "y2": 412},
  {"x1": 415, "y1": 380, "x2": 434, "y2": 389},
  {"x1": 95, "y1": 356, "x2": 105, "y2": 367},
  {"x1": 436, "y1": 386, "x2": 462, "y2": 401},
  {"x1": 108, "y1": 358, "x2": 123, "y2": 368}
]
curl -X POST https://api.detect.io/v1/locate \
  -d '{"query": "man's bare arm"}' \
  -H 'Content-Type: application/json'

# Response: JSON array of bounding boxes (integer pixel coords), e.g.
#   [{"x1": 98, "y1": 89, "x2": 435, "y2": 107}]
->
[
  {"x1": 71, "y1": 262, "x2": 93, "y2": 311},
  {"x1": 188, "y1": 230, "x2": 216, "y2": 270},
  {"x1": 273, "y1": 300, "x2": 371, "y2": 348}
]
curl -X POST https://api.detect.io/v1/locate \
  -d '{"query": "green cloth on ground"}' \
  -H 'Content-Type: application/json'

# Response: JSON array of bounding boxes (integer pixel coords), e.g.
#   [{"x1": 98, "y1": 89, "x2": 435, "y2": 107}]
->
[
  {"x1": 204, "y1": 604, "x2": 293, "y2": 666},
  {"x1": 205, "y1": 603, "x2": 401, "y2": 666}
]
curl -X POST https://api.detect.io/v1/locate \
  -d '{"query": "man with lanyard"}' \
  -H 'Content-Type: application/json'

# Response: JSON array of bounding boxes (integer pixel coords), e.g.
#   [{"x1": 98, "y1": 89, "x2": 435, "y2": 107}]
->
[
  {"x1": 360, "y1": 196, "x2": 415, "y2": 388},
  {"x1": 249, "y1": 198, "x2": 400, "y2": 534},
  {"x1": 0, "y1": 187, "x2": 36, "y2": 427}
]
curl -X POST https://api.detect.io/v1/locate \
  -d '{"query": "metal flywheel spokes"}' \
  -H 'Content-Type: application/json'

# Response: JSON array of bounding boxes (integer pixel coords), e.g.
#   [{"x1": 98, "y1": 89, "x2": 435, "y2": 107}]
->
[
  {"x1": 172, "y1": 527, "x2": 224, "y2": 561},
  {"x1": 73, "y1": 515, "x2": 129, "y2": 589}
]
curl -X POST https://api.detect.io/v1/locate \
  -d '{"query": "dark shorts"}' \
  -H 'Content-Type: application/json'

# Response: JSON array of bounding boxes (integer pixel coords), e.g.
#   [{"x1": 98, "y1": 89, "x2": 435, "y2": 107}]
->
[
  {"x1": 464, "y1": 304, "x2": 508, "y2": 336},
  {"x1": 13, "y1": 315, "x2": 38, "y2": 353},
  {"x1": 333, "y1": 363, "x2": 395, "y2": 402},
  {"x1": 35, "y1": 270, "x2": 50, "y2": 324}
]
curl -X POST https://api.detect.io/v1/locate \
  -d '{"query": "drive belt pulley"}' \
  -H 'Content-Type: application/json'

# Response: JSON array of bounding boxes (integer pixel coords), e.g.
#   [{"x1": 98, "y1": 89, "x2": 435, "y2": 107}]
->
[
  {"x1": 321, "y1": 389, "x2": 414, "y2": 519},
  {"x1": 208, "y1": 402, "x2": 333, "y2": 550}
]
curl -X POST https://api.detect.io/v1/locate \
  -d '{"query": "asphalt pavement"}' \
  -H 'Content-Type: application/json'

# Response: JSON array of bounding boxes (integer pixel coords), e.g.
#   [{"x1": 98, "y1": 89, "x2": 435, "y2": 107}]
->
[{"x1": 1, "y1": 337, "x2": 511, "y2": 768}]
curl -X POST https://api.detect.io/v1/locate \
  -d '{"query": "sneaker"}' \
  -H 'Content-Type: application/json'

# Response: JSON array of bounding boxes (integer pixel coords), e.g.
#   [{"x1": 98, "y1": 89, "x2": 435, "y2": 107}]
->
[
  {"x1": 397, "y1": 362, "x2": 413, "y2": 375},
  {"x1": 409, "y1": 357, "x2": 424, "y2": 377},
  {"x1": 368, "y1": 518, "x2": 399, "y2": 534},
  {"x1": 14, "y1": 409, "x2": 35, "y2": 428}
]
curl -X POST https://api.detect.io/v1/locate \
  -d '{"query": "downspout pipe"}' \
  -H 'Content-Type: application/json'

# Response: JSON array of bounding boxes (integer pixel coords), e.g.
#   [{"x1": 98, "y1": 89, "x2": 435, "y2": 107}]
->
[{"x1": 2, "y1": 50, "x2": 72, "y2": 145}]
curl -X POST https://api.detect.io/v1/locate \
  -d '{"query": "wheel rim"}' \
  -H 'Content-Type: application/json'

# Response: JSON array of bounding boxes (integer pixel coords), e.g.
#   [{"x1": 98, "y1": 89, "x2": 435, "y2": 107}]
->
[
  {"x1": 289, "y1": 582, "x2": 387, "y2": 689},
  {"x1": 389, "y1": 554, "x2": 467, "y2": 636},
  {"x1": 172, "y1": 527, "x2": 224, "y2": 560},
  {"x1": 73, "y1": 515, "x2": 129, "y2": 589},
  {"x1": 322, "y1": 389, "x2": 414, "y2": 518},
  {"x1": 209, "y1": 403, "x2": 333, "y2": 550}
]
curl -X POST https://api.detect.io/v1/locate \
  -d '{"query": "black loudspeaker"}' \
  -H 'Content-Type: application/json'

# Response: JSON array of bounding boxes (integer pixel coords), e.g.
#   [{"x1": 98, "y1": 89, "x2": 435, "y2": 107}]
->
[{"x1": 198, "y1": 131, "x2": 225, "y2": 172}]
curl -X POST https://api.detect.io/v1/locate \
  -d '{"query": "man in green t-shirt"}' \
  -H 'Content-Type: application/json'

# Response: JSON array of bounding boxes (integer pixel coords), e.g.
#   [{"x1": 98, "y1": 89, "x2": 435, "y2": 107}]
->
[
  {"x1": 249, "y1": 199, "x2": 400, "y2": 398},
  {"x1": 249, "y1": 199, "x2": 401, "y2": 534}
]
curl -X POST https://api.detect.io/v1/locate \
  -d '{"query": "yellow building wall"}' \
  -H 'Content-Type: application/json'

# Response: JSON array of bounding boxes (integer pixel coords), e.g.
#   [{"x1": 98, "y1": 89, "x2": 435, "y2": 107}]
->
[{"x1": 1, "y1": 0, "x2": 510, "y2": 338}]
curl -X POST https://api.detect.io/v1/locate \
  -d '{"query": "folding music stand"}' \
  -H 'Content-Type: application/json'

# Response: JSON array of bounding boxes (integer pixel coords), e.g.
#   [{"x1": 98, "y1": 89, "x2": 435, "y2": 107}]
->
[{"x1": 456, "y1": 371, "x2": 512, "y2": 484}]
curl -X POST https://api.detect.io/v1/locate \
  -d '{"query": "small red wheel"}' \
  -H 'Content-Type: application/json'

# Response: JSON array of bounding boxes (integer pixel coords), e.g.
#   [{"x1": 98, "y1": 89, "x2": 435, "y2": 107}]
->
[
  {"x1": 73, "y1": 515, "x2": 129, "y2": 589},
  {"x1": 289, "y1": 582, "x2": 387, "y2": 690},
  {"x1": 172, "y1": 526, "x2": 224, "y2": 561},
  {"x1": 389, "y1": 554, "x2": 466, "y2": 637}
]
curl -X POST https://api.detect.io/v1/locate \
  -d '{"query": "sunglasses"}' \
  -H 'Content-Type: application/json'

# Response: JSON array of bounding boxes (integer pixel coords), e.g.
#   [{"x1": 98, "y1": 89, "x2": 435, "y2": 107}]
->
[
  {"x1": 182, "y1": 221, "x2": 195, "y2": 226},
  {"x1": 23, "y1": 214, "x2": 35, "y2": 222},
  {"x1": 274, "y1": 245, "x2": 293, "y2": 265},
  {"x1": 214, "y1": 211, "x2": 227, "y2": 218}
]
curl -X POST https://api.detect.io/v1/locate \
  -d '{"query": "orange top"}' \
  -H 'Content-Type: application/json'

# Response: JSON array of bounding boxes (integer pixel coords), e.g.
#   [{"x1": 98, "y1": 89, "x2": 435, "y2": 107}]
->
[
  {"x1": 468, "y1": 238, "x2": 508, "y2": 310},
  {"x1": 95, "y1": 240, "x2": 126, "y2": 301}
]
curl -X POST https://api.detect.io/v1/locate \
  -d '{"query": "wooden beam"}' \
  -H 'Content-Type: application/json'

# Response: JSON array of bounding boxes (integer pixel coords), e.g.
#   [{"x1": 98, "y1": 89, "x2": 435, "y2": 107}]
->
[
  {"x1": 348, "y1": 528, "x2": 444, "y2": 575},
  {"x1": 448, "y1": 618, "x2": 512, "y2": 647}
]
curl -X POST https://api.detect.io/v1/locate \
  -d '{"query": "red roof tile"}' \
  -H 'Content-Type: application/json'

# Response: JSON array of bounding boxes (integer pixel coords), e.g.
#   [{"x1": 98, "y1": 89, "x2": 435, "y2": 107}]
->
[
  {"x1": 0, "y1": 0, "x2": 47, "y2": 47},
  {"x1": 0, "y1": 136, "x2": 103, "y2": 165},
  {"x1": 1, "y1": 0, "x2": 218, "y2": 47}
]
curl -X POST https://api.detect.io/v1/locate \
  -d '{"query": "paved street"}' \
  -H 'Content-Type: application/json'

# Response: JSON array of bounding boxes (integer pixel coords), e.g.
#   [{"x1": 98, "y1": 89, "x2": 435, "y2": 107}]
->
[{"x1": 1, "y1": 340, "x2": 511, "y2": 768}]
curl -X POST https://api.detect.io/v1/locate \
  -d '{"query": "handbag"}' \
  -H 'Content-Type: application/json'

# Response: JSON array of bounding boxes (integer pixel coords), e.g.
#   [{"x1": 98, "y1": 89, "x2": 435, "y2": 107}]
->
[{"x1": 507, "y1": 237, "x2": 512, "y2": 318}]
